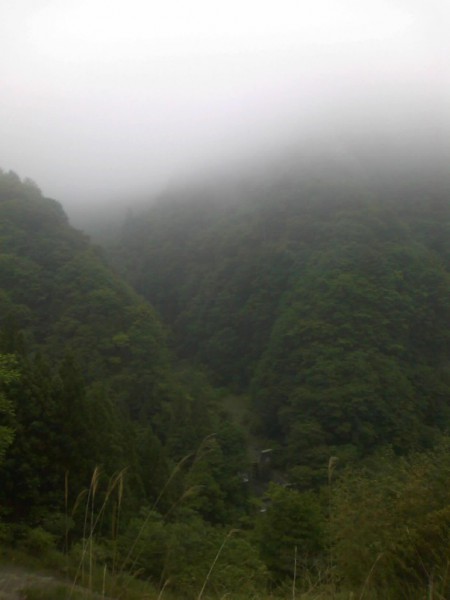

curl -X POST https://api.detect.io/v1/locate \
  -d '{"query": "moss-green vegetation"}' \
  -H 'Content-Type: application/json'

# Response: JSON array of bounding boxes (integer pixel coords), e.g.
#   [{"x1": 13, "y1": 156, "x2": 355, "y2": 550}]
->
[
  {"x1": 0, "y1": 166, "x2": 449, "y2": 598},
  {"x1": 111, "y1": 172, "x2": 450, "y2": 482}
]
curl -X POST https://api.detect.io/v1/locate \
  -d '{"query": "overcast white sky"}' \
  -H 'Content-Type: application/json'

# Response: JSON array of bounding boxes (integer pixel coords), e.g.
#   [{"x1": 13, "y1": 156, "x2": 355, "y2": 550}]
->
[{"x1": 1, "y1": 0, "x2": 449, "y2": 216}]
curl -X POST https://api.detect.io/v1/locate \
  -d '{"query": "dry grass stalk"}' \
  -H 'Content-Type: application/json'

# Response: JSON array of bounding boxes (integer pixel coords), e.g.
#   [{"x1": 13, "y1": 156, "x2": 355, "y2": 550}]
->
[{"x1": 197, "y1": 529, "x2": 238, "y2": 600}]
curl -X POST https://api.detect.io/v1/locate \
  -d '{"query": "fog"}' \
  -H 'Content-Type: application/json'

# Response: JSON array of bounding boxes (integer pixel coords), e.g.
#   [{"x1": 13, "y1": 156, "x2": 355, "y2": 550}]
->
[{"x1": 1, "y1": 0, "x2": 449, "y2": 222}]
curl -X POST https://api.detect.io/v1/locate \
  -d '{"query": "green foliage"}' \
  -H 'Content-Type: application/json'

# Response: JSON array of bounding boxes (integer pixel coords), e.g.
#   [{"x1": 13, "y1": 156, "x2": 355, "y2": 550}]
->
[
  {"x1": 116, "y1": 509, "x2": 167, "y2": 580},
  {"x1": 331, "y1": 438, "x2": 450, "y2": 598},
  {"x1": 183, "y1": 423, "x2": 250, "y2": 524},
  {"x1": 0, "y1": 353, "x2": 134, "y2": 523},
  {"x1": 254, "y1": 235, "x2": 450, "y2": 467},
  {"x1": 19, "y1": 526, "x2": 56, "y2": 555},
  {"x1": 0, "y1": 170, "x2": 173, "y2": 425},
  {"x1": 1, "y1": 166, "x2": 450, "y2": 599},
  {"x1": 256, "y1": 483, "x2": 325, "y2": 582},
  {"x1": 0, "y1": 170, "x2": 256, "y2": 585},
  {"x1": 117, "y1": 509, "x2": 266, "y2": 597},
  {"x1": 110, "y1": 172, "x2": 450, "y2": 479},
  {"x1": 0, "y1": 353, "x2": 19, "y2": 462}
]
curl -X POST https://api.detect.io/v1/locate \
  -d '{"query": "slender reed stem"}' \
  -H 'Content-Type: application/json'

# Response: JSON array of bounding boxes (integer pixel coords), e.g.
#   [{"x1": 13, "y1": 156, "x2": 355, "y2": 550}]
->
[
  {"x1": 292, "y1": 545, "x2": 297, "y2": 600},
  {"x1": 197, "y1": 529, "x2": 238, "y2": 600}
]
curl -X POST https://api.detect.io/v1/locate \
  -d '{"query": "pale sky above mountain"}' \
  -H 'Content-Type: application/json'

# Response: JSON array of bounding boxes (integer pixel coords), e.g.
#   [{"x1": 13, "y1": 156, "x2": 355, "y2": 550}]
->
[{"x1": 1, "y1": 0, "x2": 448, "y2": 217}]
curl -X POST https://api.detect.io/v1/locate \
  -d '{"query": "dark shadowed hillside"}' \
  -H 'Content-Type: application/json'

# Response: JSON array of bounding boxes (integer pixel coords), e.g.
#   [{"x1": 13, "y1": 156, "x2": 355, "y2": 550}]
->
[
  {"x1": 2, "y1": 164, "x2": 450, "y2": 599},
  {"x1": 0, "y1": 170, "x2": 251, "y2": 568},
  {"x1": 108, "y1": 157, "x2": 450, "y2": 483}
]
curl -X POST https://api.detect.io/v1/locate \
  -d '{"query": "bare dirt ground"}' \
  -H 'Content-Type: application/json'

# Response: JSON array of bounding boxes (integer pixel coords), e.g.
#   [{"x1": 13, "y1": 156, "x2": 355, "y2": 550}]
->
[{"x1": 0, "y1": 564, "x2": 58, "y2": 599}]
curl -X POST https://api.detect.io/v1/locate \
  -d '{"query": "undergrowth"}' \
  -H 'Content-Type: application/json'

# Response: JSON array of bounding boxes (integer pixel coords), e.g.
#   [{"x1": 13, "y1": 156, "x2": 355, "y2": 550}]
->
[{"x1": 3, "y1": 439, "x2": 450, "y2": 599}]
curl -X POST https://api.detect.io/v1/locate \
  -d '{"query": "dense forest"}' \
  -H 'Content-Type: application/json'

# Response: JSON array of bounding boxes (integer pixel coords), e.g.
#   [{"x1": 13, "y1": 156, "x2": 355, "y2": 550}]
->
[
  {"x1": 1, "y1": 162, "x2": 450, "y2": 599},
  {"x1": 111, "y1": 160, "x2": 450, "y2": 483}
]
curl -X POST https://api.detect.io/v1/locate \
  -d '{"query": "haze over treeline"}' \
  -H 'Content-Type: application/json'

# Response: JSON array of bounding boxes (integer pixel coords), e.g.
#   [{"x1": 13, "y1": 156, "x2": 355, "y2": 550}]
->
[
  {"x1": 1, "y1": 0, "x2": 449, "y2": 222},
  {"x1": 1, "y1": 145, "x2": 449, "y2": 598}
]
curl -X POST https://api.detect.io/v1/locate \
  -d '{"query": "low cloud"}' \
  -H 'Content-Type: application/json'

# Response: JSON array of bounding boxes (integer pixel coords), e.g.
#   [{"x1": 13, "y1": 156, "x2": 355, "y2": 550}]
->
[{"x1": 0, "y1": 0, "x2": 448, "y2": 219}]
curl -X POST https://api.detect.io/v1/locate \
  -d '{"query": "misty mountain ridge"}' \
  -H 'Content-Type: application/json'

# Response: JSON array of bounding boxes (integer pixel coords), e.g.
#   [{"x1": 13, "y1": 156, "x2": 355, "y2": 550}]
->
[
  {"x1": 174, "y1": 132, "x2": 446, "y2": 192},
  {"x1": 107, "y1": 150, "x2": 450, "y2": 482},
  {"x1": 1, "y1": 158, "x2": 450, "y2": 597},
  {"x1": 2, "y1": 0, "x2": 450, "y2": 593},
  {"x1": 68, "y1": 129, "x2": 450, "y2": 236}
]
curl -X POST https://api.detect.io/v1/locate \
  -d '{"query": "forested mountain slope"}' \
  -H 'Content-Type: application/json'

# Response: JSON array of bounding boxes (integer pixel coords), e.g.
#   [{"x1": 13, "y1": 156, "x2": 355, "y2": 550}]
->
[
  {"x1": 0, "y1": 171, "x2": 172, "y2": 415},
  {"x1": 0, "y1": 169, "x2": 249, "y2": 531},
  {"x1": 2, "y1": 165, "x2": 450, "y2": 599},
  {"x1": 110, "y1": 160, "x2": 450, "y2": 481}
]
